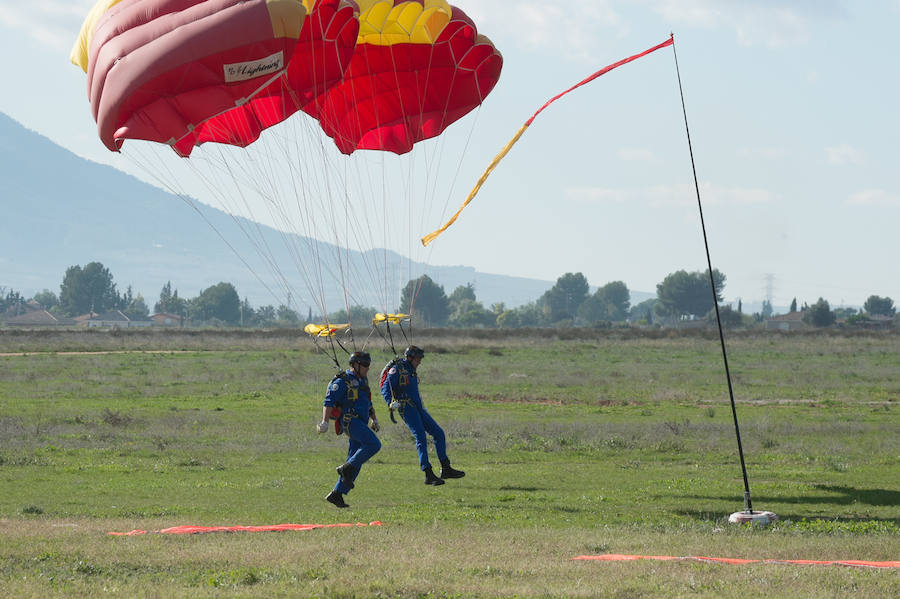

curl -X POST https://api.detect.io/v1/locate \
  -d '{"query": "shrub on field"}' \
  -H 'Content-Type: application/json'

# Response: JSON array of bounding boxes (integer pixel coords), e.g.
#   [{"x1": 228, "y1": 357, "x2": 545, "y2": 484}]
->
[{"x1": 101, "y1": 408, "x2": 132, "y2": 427}]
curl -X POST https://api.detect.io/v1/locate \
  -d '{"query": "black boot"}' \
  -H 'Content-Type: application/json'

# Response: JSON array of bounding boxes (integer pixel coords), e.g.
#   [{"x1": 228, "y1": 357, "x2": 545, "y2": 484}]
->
[
  {"x1": 440, "y1": 460, "x2": 465, "y2": 479},
  {"x1": 424, "y1": 467, "x2": 445, "y2": 485},
  {"x1": 336, "y1": 462, "x2": 357, "y2": 489},
  {"x1": 325, "y1": 490, "x2": 349, "y2": 508}
]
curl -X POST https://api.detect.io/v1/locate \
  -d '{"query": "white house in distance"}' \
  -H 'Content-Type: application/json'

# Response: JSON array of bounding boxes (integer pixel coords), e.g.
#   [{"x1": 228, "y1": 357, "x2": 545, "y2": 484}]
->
[
  {"x1": 149, "y1": 313, "x2": 190, "y2": 327},
  {"x1": 75, "y1": 310, "x2": 152, "y2": 328},
  {"x1": 764, "y1": 311, "x2": 809, "y2": 331}
]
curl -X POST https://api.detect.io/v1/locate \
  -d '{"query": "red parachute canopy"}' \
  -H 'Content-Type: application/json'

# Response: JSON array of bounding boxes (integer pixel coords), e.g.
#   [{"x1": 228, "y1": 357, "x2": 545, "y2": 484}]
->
[
  {"x1": 307, "y1": 0, "x2": 503, "y2": 155},
  {"x1": 74, "y1": 0, "x2": 358, "y2": 156}
]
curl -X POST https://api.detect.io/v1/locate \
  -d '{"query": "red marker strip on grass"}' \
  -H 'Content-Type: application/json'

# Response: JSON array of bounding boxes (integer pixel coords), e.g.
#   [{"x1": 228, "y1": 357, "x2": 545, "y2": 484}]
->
[
  {"x1": 109, "y1": 521, "x2": 382, "y2": 536},
  {"x1": 573, "y1": 554, "x2": 900, "y2": 569}
]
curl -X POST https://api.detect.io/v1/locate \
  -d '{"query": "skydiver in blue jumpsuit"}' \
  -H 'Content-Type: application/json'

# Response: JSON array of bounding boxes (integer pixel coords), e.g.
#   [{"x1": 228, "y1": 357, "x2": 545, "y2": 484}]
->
[
  {"x1": 318, "y1": 351, "x2": 381, "y2": 508},
  {"x1": 380, "y1": 345, "x2": 465, "y2": 485}
]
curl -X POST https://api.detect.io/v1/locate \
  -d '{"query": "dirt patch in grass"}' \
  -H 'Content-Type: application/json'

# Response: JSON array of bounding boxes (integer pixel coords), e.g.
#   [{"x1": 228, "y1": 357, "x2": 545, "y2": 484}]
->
[{"x1": 453, "y1": 391, "x2": 564, "y2": 406}]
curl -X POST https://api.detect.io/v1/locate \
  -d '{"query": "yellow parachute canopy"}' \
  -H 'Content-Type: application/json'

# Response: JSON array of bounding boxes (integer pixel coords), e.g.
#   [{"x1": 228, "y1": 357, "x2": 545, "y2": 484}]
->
[
  {"x1": 70, "y1": 0, "x2": 125, "y2": 71},
  {"x1": 373, "y1": 313, "x2": 410, "y2": 325},
  {"x1": 356, "y1": 0, "x2": 451, "y2": 46},
  {"x1": 304, "y1": 323, "x2": 351, "y2": 338}
]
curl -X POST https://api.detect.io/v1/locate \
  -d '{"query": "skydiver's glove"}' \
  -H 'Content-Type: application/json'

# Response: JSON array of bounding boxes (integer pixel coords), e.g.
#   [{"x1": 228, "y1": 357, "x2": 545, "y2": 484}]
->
[
  {"x1": 389, "y1": 400, "x2": 401, "y2": 411},
  {"x1": 370, "y1": 418, "x2": 380, "y2": 433},
  {"x1": 316, "y1": 420, "x2": 329, "y2": 434}
]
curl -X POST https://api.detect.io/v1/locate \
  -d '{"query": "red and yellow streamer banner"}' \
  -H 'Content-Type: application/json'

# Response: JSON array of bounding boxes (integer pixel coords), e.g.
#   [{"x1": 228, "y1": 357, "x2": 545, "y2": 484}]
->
[
  {"x1": 573, "y1": 554, "x2": 900, "y2": 569},
  {"x1": 421, "y1": 35, "x2": 674, "y2": 246},
  {"x1": 109, "y1": 521, "x2": 383, "y2": 536}
]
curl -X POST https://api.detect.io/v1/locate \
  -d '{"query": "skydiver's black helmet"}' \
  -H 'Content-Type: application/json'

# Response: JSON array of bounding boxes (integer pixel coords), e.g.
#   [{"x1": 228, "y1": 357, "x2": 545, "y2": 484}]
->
[
  {"x1": 349, "y1": 351, "x2": 371, "y2": 367},
  {"x1": 404, "y1": 345, "x2": 425, "y2": 360}
]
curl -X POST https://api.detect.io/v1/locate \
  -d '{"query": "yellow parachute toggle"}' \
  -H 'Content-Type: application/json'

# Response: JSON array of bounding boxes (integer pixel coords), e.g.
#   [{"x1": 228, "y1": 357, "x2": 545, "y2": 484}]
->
[
  {"x1": 373, "y1": 313, "x2": 410, "y2": 325},
  {"x1": 304, "y1": 323, "x2": 351, "y2": 338}
]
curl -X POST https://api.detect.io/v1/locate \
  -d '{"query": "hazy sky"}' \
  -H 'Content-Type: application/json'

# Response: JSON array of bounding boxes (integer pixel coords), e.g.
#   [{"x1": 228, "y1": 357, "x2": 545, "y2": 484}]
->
[{"x1": 1, "y1": 1, "x2": 898, "y2": 309}]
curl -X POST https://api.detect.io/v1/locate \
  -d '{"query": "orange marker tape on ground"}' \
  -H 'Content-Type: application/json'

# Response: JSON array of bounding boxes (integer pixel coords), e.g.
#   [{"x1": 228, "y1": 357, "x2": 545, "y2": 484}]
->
[
  {"x1": 573, "y1": 554, "x2": 900, "y2": 569},
  {"x1": 109, "y1": 521, "x2": 383, "y2": 536}
]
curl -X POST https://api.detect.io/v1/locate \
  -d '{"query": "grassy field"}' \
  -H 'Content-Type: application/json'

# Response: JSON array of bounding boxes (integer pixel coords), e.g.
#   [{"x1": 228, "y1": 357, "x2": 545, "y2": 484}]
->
[{"x1": 0, "y1": 329, "x2": 898, "y2": 597}]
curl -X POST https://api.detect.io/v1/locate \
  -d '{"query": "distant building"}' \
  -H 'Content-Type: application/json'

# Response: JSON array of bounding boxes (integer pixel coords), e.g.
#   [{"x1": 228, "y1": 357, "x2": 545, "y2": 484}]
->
[
  {"x1": 671, "y1": 319, "x2": 709, "y2": 330},
  {"x1": 1, "y1": 299, "x2": 39, "y2": 320},
  {"x1": 76, "y1": 310, "x2": 152, "y2": 328},
  {"x1": 842, "y1": 314, "x2": 894, "y2": 330},
  {"x1": 150, "y1": 312, "x2": 189, "y2": 327},
  {"x1": 764, "y1": 311, "x2": 810, "y2": 331},
  {"x1": 2, "y1": 310, "x2": 76, "y2": 327}
]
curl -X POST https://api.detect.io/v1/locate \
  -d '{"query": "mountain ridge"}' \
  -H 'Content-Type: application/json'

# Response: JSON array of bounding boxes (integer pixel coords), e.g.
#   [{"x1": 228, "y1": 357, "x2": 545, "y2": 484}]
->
[{"x1": 3, "y1": 112, "x2": 623, "y2": 311}]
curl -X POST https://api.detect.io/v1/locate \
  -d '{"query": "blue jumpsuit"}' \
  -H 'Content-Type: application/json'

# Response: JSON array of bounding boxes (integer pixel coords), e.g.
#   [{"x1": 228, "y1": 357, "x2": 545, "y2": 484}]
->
[
  {"x1": 380, "y1": 358, "x2": 447, "y2": 471},
  {"x1": 324, "y1": 369, "x2": 381, "y2": 494}
]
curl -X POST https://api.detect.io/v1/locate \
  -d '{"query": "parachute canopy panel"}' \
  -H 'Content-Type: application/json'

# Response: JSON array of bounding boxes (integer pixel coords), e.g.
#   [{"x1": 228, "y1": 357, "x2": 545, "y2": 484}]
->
[
  {"x1": 305, "y1": 323, "x2": 351, "y2": 337},
  {"x1": 70, "y1": 0, "x2": 124, "y2": 72},
  {"x1": 373, "y1": 313, "x2": 410, "y2": 325},
  {"x1": 72, "y1": 0, "x2": 358, "y2": 156},
  {"x1": 308, "y1": 0, "x2": 503, "y2": 155}
]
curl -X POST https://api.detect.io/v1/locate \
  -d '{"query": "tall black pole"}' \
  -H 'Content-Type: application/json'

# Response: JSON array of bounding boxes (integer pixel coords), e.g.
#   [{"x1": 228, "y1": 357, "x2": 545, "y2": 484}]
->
[{"x1": 671, "y1": 35, "x2": 754, "y2": 513}]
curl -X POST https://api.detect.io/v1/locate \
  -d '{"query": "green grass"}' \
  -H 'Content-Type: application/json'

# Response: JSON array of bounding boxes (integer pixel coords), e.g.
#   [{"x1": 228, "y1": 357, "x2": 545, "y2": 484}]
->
[{"x1": 0, "y1": 329, "x2": 898, "y2": 597}]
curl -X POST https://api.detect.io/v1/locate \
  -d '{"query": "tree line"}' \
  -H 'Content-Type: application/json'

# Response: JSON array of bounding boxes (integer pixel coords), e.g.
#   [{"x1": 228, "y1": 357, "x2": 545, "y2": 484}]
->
[{"x1": 2, "y1": 261, "x2": 897, "y2": 329}]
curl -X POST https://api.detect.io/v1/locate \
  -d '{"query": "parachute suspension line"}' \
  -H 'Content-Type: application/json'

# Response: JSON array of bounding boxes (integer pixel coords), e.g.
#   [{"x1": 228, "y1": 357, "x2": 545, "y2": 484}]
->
[
  {"x1": 338, "y1": 155, "x2": 353, "y2": 322},
  {"x1": 360, "y1": 324, "x2": 379, "y2": 352},
  {"x1": 411, "y1": 40, "x2": 436, "y2": 269},
  {"x1": 190, "y1": 123, "x2": 314, "y2": 315},
  {"x1": 310, "y1": 95, "x2": 359, "y2": 326},
  {"x1": 407, "y1": 306, "x2": 414, "y2": 343},
  {"x1": 373, "y1": 316, "x2": 406, "y2": 357},
  {"x1": 389, "y1": 40, "x2": 418, "y2": 319},
  {"x1": 414, "y1": 39, "x2": 457, "y2": 300},
  {"x1": 252, "y1": 108, "x2": 318, "y2": 314},
  {"x1": 412, "y1": 105, "x2": 484, "y2": 310},
  {"x1": 159, "y1": 79, "x2": 326, "y2": 318},
  {"x1": 421, "y1": 36, "x2": 675, "y2": 246},
  {"x1": 397, "y1": 319, "x2": 410, "y2": 347},
  {"x1": 254, "y1": 121, "x2": 311, "y2": 316},
  {"x1": 206, "y1": 142, "x2": 300, "y2": 305},
  {"x1": 239, "y1": 79, "x2": 333, "y2": 323},
  {"x1": 431, "y1": 106, "x2": 481, "y2": 235},
  {"x1": 333, "y1": 331, "x2": 352, "y2": 360},
  {"x1": 372, "y1": 320, "x2": 392, "y2": 352},
  {"x1": 297, "y1": 112, "x2": 343, "y2": 323},
  {"x1": 671, "y1": 35, "x2": 754, "y2": 514},
  {"x1": 317, "y1": 42, "x2": 391, "y2": 322},
  {"x1": 122, "y1": 148, "x2": 285, "y2": 306},
  {"x1": 347, "y1": 157, "x2": 388, "y2": 315},
  {"x1": 328, "y1": 341, "x2": 342, "y2": 370},
  {"x1": 311, "y1": 336, "x2": 342, "y2": 371},
  {"x1": 385, "y1": 319, "x2": 397, "y2": 355},
  {"x1": 284, "y1": 115, "x2": 373, "y2": 322},
  {"x1": 424, "y1": 34, "x2": 470, "y2": 231},
  {"x1": 407, "y1": 273, "x2": 428, "y2": 331}
]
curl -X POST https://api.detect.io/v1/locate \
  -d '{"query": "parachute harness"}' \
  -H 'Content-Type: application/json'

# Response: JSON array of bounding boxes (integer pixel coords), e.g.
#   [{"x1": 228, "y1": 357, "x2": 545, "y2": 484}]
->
[
  {"x1": 329, "y1": 370, "x2": 372, "y2": 436},
  {"x1": 371, "y1": 312, "x2": 414, "y2": 423},
  {"x1": 381, "y1": 358, "x2": 415, "y2": 424}
]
